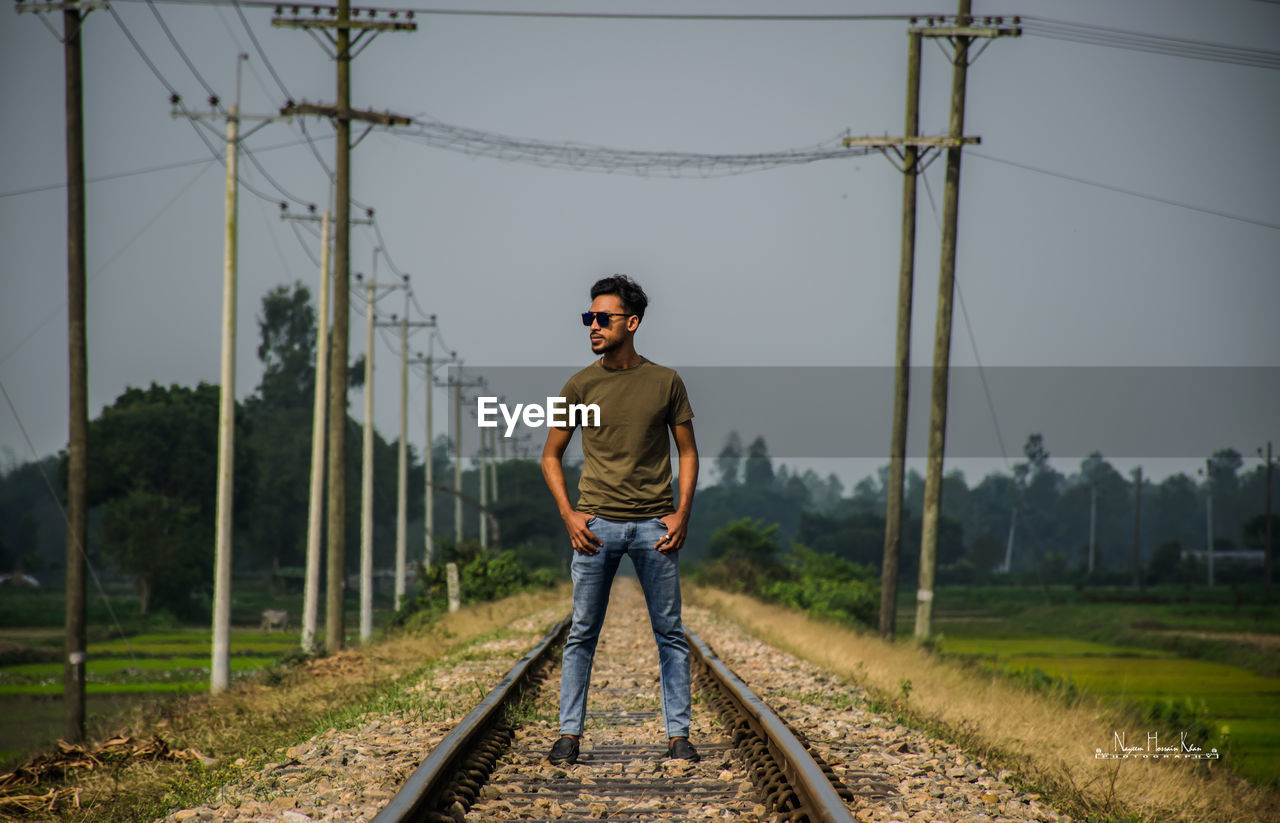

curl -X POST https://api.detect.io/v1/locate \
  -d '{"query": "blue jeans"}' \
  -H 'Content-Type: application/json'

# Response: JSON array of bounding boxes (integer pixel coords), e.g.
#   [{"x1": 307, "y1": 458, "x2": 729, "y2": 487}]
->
[{"x1": 559, "y1": 515, "x2": 692, "y2": 739}]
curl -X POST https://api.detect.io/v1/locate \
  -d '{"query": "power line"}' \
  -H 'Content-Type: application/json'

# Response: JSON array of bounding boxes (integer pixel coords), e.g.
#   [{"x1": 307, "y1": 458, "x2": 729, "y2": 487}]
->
[
  {"x1": 0, "y1": 379, "x2": 148, "y2": 686},
  {"x1": 232, "y1": 0, "x2": 294, "y2": 101},
  {"x1": 390, "y1": 119, "x2": 876, "y2": 177},
  {"x1": 143, "y1": 0, "x2": 224, "y2": 105},
  {"x1": 105, "y1": 1, "x2": 1280, "y2": 69},
  {"x1": 969, "y1": 151, "x2": 1280, "y2": 231},
  {"x1": 0, "y1": 160, "x2": 217, "y2": 369},
  {"x1": 0, "y1": 134, "x2": 333, "y2": 199},
  {"x1": 1019, "y1": 17, "x2": 1280, "y2": 70}
]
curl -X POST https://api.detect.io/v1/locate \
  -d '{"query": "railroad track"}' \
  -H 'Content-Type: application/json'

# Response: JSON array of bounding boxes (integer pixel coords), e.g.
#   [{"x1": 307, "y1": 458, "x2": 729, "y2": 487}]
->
[{"x1": 374, "y1": 587, "x2": 895, "y2": 823}]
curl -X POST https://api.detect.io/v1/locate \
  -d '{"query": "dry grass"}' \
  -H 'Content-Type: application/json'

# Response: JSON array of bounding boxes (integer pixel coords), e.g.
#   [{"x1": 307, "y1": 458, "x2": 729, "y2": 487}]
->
[
  {"x1": 8, "y1": 587, "x2": 569, "y2": 822},
  {"x1": 690, "y1": 586, "x2": 1280, "y2": 823}
]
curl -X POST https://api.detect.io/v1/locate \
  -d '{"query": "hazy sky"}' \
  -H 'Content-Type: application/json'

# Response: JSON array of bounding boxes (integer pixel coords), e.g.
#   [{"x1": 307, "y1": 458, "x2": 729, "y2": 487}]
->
[{"x1": 2, "y1": 0, "x2": 1277, "y2": 489}]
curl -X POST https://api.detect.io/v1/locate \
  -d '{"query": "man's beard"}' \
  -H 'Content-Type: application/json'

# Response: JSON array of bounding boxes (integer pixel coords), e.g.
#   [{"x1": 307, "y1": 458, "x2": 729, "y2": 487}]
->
[{"x1": 591, "y1": 336, "x2": 621, "y2": 355}]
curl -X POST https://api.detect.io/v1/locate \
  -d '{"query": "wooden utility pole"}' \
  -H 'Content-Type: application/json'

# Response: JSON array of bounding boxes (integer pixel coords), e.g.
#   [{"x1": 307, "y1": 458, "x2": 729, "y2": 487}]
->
[
  {"x1": 1088, "y1": 484, "x2": 1097, "y2": 575},
  {"x1": 1263, "y1": 442, "x2": 1274, "y2": 598},
  {"x1": 1202, "y1": 458, "x2": 1215, "y2": 588},
  {"x1": 839, "y1": 12, "x2": 1016, "y2": 641},
  {"x1": 14, "y1": 0, "x2": 107, "y2": 745},
  {"x1": 281, "y1": 207, "x2": 368, "y2": 652},
  {"x1": 63, "y1": 0, "x2": 88, "y2": 742},
  {"x1": 878, "y1": 30, "x2": 922, "y2": 642},
  {"x1": 912, "y1": 1, "x2": 1018, "y2": 642},
  {"x1": 1132, "y1": 466, "x2": 1143, "y2": 589},
  {"x1": 275, "y1": 0, "x2": 415, "y2": 653}
]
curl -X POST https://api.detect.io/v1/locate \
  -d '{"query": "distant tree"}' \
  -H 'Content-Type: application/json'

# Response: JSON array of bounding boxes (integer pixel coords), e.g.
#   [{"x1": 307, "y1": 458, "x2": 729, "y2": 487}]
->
[
  {"x1": 256, "y1": 282, "x2": 317, "y2": 410},
  {"x1": 744, "y1": 436, "x2": 774, "y2": 489},
  {"x1": 99, "y1": 489, "x2": 207, "y2": 616},
  {"x1": 969, "y1": 531, "x2": 1005, "y2": 574},
  {"x1": 1147, "y1": 539, "x2": 1183, "y2": 584},
  {"x1": 86, "y1": 382, "x2": 249, "y2": 618},
  {"x1": 715, "y1": 431, "x2": 744, "y2": 487},
  {"x1": 700, "y1": 517, "x2": 785, "y2": 593}
]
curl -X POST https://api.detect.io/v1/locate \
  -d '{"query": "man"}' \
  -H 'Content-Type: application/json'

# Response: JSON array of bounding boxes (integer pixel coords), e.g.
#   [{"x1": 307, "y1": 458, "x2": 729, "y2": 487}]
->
[{"x1": 541, "y1": 274, "x2": 700, "y2": 766}]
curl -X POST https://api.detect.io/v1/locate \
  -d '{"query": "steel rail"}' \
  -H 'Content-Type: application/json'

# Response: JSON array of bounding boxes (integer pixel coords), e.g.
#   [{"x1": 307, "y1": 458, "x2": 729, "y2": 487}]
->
[
  {"x1": 372, "y1": 615, "x2": 570, "y2": 823},
  {"x1": 688, "y1": 629, "x2": 858, "y2": 823},
  {"x1": 374, "y1": 616, "x2": 858, "y2": 823}
]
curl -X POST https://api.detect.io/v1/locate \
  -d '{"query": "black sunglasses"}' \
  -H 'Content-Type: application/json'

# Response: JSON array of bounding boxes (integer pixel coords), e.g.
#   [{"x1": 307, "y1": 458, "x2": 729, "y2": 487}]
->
[{"x1": 581, "y1": 311, "x2": 632, "y2": 327}]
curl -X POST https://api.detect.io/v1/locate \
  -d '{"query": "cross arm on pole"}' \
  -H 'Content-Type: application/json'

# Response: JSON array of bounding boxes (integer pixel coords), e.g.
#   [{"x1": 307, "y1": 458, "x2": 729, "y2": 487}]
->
[
  {"x1": 14, "y1": 1, "x2": 109, "y2": 13},
  {"x1": 841, "y1": 135, "x2": 980, "y2": 175},
  {"x1": 281, "y1": 102, "x2": 412, "y2": 127}
]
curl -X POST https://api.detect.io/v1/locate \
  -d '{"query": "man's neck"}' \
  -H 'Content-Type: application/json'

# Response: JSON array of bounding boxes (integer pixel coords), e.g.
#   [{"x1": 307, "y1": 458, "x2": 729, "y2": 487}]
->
[{"x1": 599, "y1": 345, "x2": 643, "y2": 371}]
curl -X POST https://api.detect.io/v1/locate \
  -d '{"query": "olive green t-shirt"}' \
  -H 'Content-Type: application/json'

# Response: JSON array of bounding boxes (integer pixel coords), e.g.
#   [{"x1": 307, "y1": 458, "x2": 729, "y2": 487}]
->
[{"x1": 559, "y1": 358, "x2": 694, "y2": 520}]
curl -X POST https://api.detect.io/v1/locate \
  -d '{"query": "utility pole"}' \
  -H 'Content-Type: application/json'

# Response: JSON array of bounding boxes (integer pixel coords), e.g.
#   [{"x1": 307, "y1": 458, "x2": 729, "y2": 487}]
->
[
  {"x1": 837, "y1": 10, "x2": 1017, "y2": 641},
  {"x1": 274, "y1": 0, "x2": 416, "y2": 654},
  {"x1": 1261, "y1": 442, "x2": 1274, "y2": 599},
  {"x1": 489, "y1": 425, "x2": 499, "y2": 502},
  {"x1": 174, "y1": 55, "x2": 287, "y2": 693},
  {"x1": 282, "y1": 206, "x2": 368, "y2": 652},
  {"x1": 1132, "y1": 466, "x2": 1143, "y2": 589},
  {"x1": 410, "y1": 346, "x2": 458, "y2": 573},
  {"x1": 304, "y1": 208, "x2": 329, "y2": 654},
  {"x1": 1003, "y1": 504, "x2": 1017, "y2": 574},
  {"x1": 441, "y1": 369, "x2": 485, "y2": 546},
  {"x1": 878, "y1": 29, "x2": 923, "y2": 641},
  {"x1": 391, "y1": 297, "x2": 433, "y2": 610},
  {"x1": 909, "y1": 2, "x2": 1019, "y2": 642},
  {"x1": 1088, "y1": 483, "x2": 1097, "y2": 575},
  {"x1": 16, "y1": 0, "x2": 102, "y2": 741},
  {"x1": 479, "y1": 430, "x2": 488, "y2": 549},
  {"x1": 1201, "y1": 459, "x2": 1215, "y2": 588},
  {"x1": 355, "y1": 264, "x2": 404, "y2": 643}
]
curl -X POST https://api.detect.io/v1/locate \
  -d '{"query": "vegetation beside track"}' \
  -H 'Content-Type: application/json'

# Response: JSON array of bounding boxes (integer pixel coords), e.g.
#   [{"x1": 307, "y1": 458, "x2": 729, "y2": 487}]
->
[
  {"x1": 0, "y1": 587, "x2": 568, "y2": 822},
  {"x1": 691, "y1": 586, "x2": 1280, "y2": 823}
]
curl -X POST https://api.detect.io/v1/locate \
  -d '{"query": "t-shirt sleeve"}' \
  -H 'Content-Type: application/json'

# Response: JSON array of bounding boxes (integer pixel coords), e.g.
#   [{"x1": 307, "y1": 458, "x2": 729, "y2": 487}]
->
[{"x1": 667, "y1": 372, "x2": 694, "y2": 426}]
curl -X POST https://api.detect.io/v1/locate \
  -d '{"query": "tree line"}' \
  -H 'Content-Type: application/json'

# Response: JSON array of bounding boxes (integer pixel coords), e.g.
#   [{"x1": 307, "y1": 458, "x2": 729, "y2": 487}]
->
[{"x1": 0, "y1": 282, "x2": 1274, "y2": 621}]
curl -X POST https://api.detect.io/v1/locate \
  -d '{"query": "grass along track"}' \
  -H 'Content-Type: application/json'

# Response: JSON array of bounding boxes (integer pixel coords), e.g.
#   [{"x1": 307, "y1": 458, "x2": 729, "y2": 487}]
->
[{"x1": 692, "y1": 586, "x2": 1280, "y2": 823}]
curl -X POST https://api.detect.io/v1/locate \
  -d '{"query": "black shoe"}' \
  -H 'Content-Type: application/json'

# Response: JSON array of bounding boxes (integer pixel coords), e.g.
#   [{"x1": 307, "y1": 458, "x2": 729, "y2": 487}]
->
[
  {"x1": 666, "y1": 737, "x2": 700, "y2": 762},
  {"x1": 548, "y1": 735, "x2": 579, "y2": 765}
]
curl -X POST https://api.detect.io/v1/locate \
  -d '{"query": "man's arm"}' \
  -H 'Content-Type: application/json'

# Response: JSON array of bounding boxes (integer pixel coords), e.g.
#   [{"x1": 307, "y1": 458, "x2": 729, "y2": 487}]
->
[
  {"x1": 656, "y1": 420, "x2": 698, "y2": 553},
  {"x1": 541, "y1": 425, "x2": 602, "y2": 555}
]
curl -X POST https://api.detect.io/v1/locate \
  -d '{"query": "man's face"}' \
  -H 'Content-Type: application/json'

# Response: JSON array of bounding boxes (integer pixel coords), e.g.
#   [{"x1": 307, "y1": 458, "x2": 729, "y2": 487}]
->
[{"x1": 587, "y1": 294, "x2": 636, "y2": 355}]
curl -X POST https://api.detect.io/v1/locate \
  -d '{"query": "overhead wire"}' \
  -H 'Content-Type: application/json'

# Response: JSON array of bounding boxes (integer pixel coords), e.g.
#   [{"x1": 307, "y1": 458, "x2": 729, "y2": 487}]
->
[
  {"x1": 968, "y1": 151, "x2": 1279, "y2": 232},
  {"x1": 0, "y1": 160, "x2": 218, "y2": 369},
  {"x1": 143, "y1": 0, "x2": 224, "y2": 106},
  {"x1": 0, "y1": 379, "x2": 148, "y2": 685},
  {"x1": 1018, "y1": 16, "x2": 1280, "y2": 70},
  {"x1": 106, "y1": 0, "x2": 1280, "y2": 70}
]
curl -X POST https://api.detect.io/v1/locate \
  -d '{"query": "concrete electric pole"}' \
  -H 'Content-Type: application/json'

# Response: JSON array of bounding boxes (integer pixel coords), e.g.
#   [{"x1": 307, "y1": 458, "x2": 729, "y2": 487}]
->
[{"x1": 173, "y1": 55, "x2": 287, "y2": 693}]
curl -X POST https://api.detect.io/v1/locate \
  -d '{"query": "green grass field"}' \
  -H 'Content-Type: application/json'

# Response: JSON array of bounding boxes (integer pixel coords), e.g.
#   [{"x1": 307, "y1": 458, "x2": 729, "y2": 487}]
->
[
  {"x1": 902, "y1": 584, "x2": 1280, "y2": 786},
  {"x1": 0, "y1": 579, "x2": 402, "y2": 769}
]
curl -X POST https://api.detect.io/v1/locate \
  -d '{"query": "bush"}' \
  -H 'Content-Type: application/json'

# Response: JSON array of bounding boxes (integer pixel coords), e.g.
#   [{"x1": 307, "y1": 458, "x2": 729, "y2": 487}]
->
[
  {"x1": 762, "y1": 544, "x2": 878, "y2": 627},
  {"x1": 695, "y1": 520, "x2": 879, "y2": 629},
  {"x1": 694, "y1": 517, "x2": 786, "y2": 593},
  {"x1": 390, "y1": 540, "x2": 561, "y2": 629}
]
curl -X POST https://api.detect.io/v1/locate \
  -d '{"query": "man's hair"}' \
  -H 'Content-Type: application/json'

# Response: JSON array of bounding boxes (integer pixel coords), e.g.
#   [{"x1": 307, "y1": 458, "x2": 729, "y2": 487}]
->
[{"x1": 590, "y1": 274, "x2": 648, "y2": 322}]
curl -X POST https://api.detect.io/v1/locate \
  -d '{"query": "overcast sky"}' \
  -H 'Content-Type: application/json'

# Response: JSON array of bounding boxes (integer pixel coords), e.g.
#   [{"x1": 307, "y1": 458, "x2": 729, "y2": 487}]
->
[{"x1": 2, "y1": 0, "x2": 1277, "y2": 490}]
